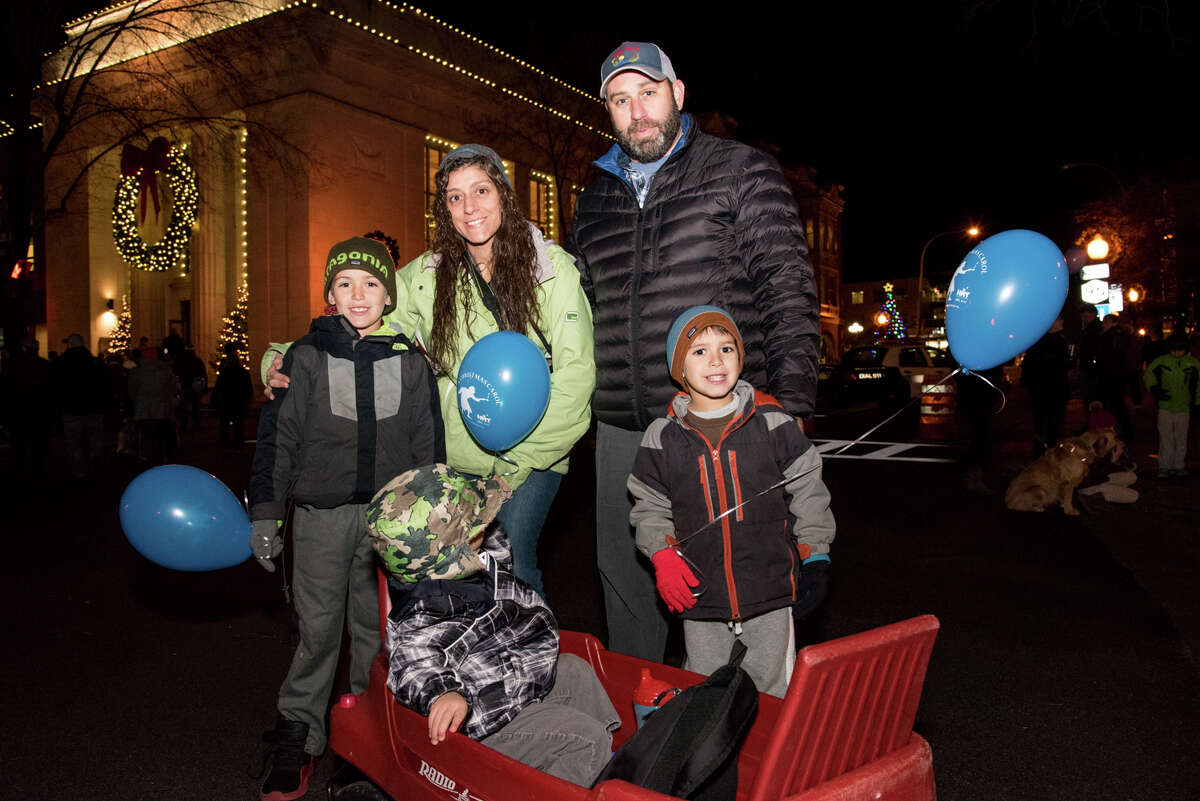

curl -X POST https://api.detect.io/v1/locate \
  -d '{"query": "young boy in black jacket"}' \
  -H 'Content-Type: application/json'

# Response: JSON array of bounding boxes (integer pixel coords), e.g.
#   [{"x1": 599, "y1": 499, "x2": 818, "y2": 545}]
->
[
  {"x1": 248, "y1": 236, "x2": 444, "y2": 801},
  {"x1": 627, "y1": 306, "x2": 835, "y2": 698}
]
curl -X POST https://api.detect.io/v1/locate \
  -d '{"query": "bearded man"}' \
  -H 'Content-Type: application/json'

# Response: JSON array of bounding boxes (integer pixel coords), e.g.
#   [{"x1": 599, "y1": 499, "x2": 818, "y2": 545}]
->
[{"x1": 568, "y1": 42, "x2": 822, "y2": 662}]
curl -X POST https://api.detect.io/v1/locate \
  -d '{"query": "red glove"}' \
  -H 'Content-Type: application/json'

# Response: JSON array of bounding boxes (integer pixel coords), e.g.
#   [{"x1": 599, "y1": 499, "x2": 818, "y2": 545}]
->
[{"x1": 652, "y1": 548, "x2": 699, "y2": 613}]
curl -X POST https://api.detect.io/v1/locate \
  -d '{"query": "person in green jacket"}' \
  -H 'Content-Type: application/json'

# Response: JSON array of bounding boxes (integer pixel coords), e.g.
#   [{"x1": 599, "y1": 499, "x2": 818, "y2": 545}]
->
[
  {"x1": 1143, "y1": 332, "x2": 1199, "y2": 478},
  {"x1": 265, "y1": 146, "x2": 595, "y2": 599}
]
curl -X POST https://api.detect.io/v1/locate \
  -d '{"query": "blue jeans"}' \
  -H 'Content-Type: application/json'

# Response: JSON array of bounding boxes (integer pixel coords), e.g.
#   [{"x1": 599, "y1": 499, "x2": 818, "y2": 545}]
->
[{"x1": 495, "y1": 468, "x2": 563, "y2": 599}]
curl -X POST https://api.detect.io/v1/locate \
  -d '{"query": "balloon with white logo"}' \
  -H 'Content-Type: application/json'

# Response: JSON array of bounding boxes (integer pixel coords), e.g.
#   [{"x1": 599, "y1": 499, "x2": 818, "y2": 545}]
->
[
  {"x1": 457, "y1": 331, "x2": 551, "y2": 452},
  {"x1": 945, "y1": 229, "x2": 1068, "y2": 371}
]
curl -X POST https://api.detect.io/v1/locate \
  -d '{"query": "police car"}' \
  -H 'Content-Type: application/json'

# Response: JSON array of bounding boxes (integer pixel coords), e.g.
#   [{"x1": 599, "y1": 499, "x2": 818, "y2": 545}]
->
[{"x1": 825, "y1": 341, "x2": 956, "y2": 409}]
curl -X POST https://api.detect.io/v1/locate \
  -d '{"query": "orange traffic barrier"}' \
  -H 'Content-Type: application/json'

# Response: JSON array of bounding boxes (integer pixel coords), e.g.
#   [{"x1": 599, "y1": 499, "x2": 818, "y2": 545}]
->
[{"x1": 918, "y1": 382, "x2": 956, "y2": 441}]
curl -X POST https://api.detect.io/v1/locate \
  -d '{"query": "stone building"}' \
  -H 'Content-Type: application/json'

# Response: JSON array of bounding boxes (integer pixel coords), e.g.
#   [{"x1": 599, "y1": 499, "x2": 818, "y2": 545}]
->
[{"x1": 785, "y1": 165, "x2": 845, "y2": 362}]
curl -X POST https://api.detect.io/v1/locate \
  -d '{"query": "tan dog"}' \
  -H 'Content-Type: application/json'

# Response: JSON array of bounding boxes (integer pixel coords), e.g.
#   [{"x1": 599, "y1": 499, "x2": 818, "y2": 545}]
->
[
  {"x1": 1077, "y1": 428, "x2": 1126, "y2": 465},
  {"x1": 1005, "y1": 436, "x2": 1098, "y2": 515}
]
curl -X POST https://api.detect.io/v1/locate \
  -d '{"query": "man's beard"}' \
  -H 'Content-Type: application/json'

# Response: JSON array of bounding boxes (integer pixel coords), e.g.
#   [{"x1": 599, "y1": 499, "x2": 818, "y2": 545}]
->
[{"x1": 616, "y1": 101, "x2": 682, "y2": 163}]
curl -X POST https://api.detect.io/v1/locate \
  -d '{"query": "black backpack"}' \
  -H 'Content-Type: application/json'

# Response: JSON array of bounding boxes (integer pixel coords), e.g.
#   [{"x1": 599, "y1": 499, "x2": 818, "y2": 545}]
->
[{"x1": 593, "y1": 641, "x2": 759, "y2": 801}]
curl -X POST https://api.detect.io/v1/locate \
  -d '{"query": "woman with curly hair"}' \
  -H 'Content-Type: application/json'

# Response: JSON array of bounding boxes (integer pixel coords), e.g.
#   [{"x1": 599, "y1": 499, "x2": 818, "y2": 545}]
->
[{"x1": 394, "y1": 145, "x2": 595, "y2": 599}]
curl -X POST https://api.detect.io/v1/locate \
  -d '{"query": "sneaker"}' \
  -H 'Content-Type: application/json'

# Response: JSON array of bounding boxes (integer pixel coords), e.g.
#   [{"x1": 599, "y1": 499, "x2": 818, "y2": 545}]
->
[
  {"x1": 260, "y1": 718, "x2": 315, "y2": 801},
  {"x1": 1156, "y1": 470, "x2": 1171, "y2": 480},
  {"x1": 1172, "y1": 469, "x2": 1190, "y2": 478}
]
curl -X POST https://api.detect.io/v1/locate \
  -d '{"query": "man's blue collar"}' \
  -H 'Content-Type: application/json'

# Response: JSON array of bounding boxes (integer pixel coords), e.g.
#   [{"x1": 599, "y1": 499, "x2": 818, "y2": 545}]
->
[{"x1": 595, "y1": 113, "x2": 693, "y2": 182}]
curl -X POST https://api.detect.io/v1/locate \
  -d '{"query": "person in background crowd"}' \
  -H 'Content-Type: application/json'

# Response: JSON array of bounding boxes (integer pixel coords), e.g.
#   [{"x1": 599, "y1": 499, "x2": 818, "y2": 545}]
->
[
  {"x1": 1097, "y1": 312, "x2": 1135, "y2": 442},
  {"x1": 50, "y1": 333, "x2": 111, "y2": 479},
  {"x1": 161, "y1": 327, "x2": 185, "y2": 360},
  {"x1": 1077, "y1": 305, "x2": 1103, "y2": 430},
  {"x1": 211, "y1": 342, "x2": 253, "y2": 452},
  {"x1": 1, "y1": 339, "x2": 52, "y2": 478},
  {"x1": 173, "y1": 345, "x2": 207, "y2": 430},
  {"x1": 1021, "y1": 314, "x2": 1070, "y2": 457},
  {"x1": 1143, "y1": 331, "x2": 1200, "y2": 479},
  {"x1": 129, "y1": 347, "x2": 178, "y2": 465}
]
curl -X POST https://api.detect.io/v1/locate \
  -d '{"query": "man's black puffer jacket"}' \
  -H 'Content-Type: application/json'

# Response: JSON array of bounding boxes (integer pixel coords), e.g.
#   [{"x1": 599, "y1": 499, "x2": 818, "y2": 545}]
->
[{"x1": 569, "y1": 118, "x2": 819, "y2": 431}]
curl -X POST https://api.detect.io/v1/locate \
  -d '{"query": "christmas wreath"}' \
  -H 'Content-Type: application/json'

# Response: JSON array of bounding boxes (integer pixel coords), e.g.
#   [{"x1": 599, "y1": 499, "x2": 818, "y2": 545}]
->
[{"x1": 112, "y1": 137, "x2": 199, "y2": 272}]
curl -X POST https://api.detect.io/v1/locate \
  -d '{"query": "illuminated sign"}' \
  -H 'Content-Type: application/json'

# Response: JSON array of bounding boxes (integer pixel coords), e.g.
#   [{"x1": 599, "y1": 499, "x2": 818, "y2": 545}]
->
[
  {"x1": 1080, "y1": 263, "x2": 1110, "y2": 281},
  {"x1": 1081, "y1": 279, "x2": 1109, "y2": 305},
  {"x1": 1108, "y1": 283, "x2": 1124, "y2": 313}
]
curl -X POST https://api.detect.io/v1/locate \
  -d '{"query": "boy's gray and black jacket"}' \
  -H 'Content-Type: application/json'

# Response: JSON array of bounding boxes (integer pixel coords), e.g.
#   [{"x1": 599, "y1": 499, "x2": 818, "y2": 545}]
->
[
  {"x1": 249, "y1": 314, "x2": 444, "y2": 521},
  {"x1": 383, "y1": 526, "x2": 559, "y2": 740},
  {"x1": 627, "y1": 381, "x2": 835, "y2": 622}
]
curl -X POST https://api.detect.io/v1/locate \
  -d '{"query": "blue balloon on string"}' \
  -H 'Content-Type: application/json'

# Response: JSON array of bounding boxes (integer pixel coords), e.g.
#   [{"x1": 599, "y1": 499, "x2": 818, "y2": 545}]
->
[
  {"x1": 945, "y1": 229, "x2": 1068, "y2": 371},
  {"x1": 119, "y1": 465, "x2": 252, "y2": 571},
  {"x1": 457, "y1": 331, "x2": 551, "y2": 452}
]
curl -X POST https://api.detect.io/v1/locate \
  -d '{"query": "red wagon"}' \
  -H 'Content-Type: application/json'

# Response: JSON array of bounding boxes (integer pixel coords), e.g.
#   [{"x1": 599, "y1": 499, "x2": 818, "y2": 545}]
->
[{"x1": 328, "y1": 573, "x2": 940, "y2": 801}]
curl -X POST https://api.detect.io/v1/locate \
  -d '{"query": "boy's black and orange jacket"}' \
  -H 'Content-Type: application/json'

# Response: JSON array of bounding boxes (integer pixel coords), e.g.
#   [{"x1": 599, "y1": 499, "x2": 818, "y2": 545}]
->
[
  {"x1": 627, "y1": 380, "x2": 834, "y2": 622},
  {"x1": 249, "y1": 314, "x2": 444, "y2": 521}
]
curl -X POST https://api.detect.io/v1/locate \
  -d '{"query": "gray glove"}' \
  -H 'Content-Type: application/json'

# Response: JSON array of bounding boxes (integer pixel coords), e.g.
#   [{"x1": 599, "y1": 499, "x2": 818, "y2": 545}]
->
[{"x1": 250, "y1": 519, "x2": 283, "y2": 573}]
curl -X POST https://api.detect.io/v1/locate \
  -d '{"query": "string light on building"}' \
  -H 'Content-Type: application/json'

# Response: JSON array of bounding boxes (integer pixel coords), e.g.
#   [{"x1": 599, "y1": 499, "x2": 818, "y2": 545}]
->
[
  {"x1": 240, "y1": 127, "x2": 248, "y2": 281},
  {"x1": 529, "y1": 169, "x2": 558, "y2": 241},
  {"x1": 112, "y1": 144, "x2": 198, "y2": 272}
]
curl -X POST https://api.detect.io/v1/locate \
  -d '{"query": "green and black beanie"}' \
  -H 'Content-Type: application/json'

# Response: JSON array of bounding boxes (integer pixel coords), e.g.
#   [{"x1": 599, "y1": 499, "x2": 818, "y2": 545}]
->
[{"x1": 322, "y1": 236, "x2": 397, "y2": 315}]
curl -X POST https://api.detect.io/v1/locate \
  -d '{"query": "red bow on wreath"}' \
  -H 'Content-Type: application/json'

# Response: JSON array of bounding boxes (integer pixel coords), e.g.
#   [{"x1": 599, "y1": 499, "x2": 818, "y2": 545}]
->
[{"x1": 120, "y1": 137, "x2": 171, "y2": 224}]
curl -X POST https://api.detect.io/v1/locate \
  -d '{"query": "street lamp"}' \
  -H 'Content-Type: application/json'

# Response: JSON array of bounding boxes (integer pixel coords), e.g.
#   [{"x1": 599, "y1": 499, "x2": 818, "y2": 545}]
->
[
  {"x1": 1086, "y1": 235, "x2": 1109, "y2": 261},
  {"x1": 917, "y1": 225, "x2": 981, "y2": 338}
]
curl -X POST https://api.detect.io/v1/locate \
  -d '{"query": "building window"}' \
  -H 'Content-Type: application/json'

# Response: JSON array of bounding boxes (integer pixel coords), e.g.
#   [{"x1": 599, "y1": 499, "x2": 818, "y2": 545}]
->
[
  {"x1": 529, "y1": 170, "x2": 557, "y2": 241},
  {"x1": 851, "y1": 290, "x2": 864, "y2": 305},
  {"x1": 424, "y1": 134, "x2": 459, "y2": 247}
]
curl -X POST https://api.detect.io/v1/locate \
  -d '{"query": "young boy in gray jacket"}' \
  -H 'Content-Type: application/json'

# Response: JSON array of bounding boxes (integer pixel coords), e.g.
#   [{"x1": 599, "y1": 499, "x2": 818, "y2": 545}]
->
[
  {"x1": 248, "y1": 236, "x2": 443, "y2": 801},
  {"x1": 628, "y1": 306, "x2": 835, "y2": 698}
]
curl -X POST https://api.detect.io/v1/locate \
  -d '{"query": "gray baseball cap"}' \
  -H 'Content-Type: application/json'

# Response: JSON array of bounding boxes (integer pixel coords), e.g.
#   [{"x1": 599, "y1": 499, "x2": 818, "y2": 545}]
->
[
  {"x1": 437, "y1": 144, "x2": 511, "y2": 187},
  {"x1": 600, "y1": 42, "x2": 677, "y2": 99}
]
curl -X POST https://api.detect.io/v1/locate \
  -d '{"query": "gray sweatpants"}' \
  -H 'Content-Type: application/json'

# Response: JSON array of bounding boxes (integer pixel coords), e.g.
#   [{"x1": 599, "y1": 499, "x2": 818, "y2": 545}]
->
[
  {"x1": 1157, "y1": 409, "x2": 1190, "y2": 471},
  {"x1": 278, "y1": 503, "x2": 380, "y2": 755},
  {"x1": 683, "y1": 607, "x2": 796, "y2": 698},
  {"x1": 596, "y1": 421, "x2": 671, "y2": 661},
  {"x1": 483, "y1": 653, "x2": 621, "y2": 786}
]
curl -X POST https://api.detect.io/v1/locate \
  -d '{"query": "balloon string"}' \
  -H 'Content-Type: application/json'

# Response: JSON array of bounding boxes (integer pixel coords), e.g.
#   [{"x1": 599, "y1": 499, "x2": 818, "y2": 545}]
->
[
  {"x1": 674, "y1": 459, "x2": 822, "y2": 548},
  {"x1": 831, "y1": 368, "x2": 962, "y2": 455},
  {"x1": 961, "y1": 367, "x2": 1008, "y2": 413},
  {"x1": 670, "y1": 365, "x2": 1007, "y2": 567},
  {"x1": 492, "y1": 452, "x2": 521, "y2": 477}
]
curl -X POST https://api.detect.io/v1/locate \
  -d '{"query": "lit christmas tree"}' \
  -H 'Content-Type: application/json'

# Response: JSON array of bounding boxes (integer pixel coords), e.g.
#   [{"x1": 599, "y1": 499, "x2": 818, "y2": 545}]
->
[
  {"x1": 214, "y1": 280, "x2": 250, "y2": 369},
  {"x1": 874, "y1": 282, "x2": 907, "y2": 341},
  {"x1": 108, "y1": 294, "x2": 133, "y2": 356}
]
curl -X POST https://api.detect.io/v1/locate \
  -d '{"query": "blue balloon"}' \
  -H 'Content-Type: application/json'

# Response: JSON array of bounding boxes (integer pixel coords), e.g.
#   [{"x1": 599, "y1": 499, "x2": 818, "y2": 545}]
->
[
  {"x1": 945, "y1": 229, "x2": 1068, "y2": 371},
  {"x1": 119, "y1": 465, "x2": 252, "y2": 571},
  {"x1": 457, "y1": 331, "x2": 551, "y2": 452}
]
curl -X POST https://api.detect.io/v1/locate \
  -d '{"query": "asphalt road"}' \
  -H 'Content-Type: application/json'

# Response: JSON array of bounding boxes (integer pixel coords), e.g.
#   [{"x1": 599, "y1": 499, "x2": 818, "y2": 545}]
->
[{"x1": 2, "y1": 389, "x2": 1197, "y2": 801}]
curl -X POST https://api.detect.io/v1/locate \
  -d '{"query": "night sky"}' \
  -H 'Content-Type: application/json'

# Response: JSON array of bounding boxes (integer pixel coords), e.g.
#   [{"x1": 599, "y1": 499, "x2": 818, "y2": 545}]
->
[{"x1": 421, "y1": 1, "x2": 1196, "y2": 282}]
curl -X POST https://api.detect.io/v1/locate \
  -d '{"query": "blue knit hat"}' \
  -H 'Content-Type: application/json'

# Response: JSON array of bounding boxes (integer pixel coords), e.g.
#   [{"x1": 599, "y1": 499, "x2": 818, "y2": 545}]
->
[{"x1": 665, "y1": 305, "x2": 744, "y2": 388}]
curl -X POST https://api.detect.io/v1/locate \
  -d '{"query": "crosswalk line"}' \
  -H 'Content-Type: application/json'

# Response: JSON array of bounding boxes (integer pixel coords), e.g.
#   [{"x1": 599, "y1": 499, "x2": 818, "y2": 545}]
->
[{"x1": 812, "y1": 439, "x2": 958, "y2": 463}]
